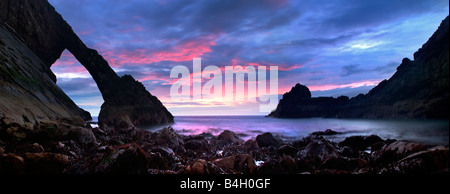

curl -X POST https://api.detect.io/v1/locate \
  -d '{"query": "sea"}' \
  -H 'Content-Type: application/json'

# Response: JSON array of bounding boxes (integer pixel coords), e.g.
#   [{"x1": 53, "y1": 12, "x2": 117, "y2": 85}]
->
[
  {"x1": 144, "y1": 116, "x2": 449, "y2": 146},
  {"x1": 92, "y1": 116, "x2": 449, "y2": 146}
]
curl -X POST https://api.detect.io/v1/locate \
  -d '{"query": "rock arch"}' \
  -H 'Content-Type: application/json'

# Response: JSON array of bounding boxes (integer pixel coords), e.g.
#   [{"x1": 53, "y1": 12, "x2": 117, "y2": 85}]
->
[{"x1": 0, "y1": 0, "x2": 173, "y2": 127}]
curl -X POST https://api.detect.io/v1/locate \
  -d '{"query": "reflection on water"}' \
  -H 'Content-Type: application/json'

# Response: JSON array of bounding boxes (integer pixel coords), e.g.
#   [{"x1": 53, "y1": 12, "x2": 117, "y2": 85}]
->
[{"x1": 142, "y1": 116, "x2": 449, "y2": 146}]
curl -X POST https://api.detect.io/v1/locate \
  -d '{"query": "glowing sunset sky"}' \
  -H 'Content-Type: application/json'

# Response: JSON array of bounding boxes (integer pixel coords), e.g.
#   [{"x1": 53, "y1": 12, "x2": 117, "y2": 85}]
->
[{"x1": 48, "y1": 0, "x2": 449, "y2": 116}]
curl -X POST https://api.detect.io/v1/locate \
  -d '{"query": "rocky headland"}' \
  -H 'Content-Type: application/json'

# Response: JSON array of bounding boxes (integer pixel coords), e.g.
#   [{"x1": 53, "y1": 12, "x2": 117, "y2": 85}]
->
[{"x1": 269, "y1": 16, "x2": 449, "y2": 119}]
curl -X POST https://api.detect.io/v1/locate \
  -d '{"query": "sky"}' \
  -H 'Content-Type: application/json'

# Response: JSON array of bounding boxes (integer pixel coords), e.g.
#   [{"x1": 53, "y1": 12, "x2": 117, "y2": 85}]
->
[{"x1": 48, "y1": 0, "x2": 449, "y2": 116}]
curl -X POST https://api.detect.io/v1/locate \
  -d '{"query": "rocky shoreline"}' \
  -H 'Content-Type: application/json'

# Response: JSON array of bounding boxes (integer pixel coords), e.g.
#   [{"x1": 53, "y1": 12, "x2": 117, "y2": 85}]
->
[{"x1": 1, "y1": 116, "x2": 448, "y2": 174}]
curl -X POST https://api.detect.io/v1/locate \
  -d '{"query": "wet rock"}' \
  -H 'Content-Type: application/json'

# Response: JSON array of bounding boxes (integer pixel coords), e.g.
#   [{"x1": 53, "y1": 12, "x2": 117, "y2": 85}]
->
[
  {"x1": 320, "y1": 157, "x2": 360, "y2": 171},
  {"x1": 23, "y1": 153, "x2": 70, "y2": 174},
  {"x1": 213, "y1": 154, "x2": 257, "y2": 174},
  {"x1": 185, "y1": 139, "x2": 209, "y2": 153},
  {"x1": 279, "y1": 155, "x2": 297, "y2": 172},
  {"x1": 278, "y1": 145, "x2": 298, "y2": 156},
  {"x1": 53, "y1": 140, "x2": 82, "y2": 159},
  {"x1": 382, "y1": 141, "x2": 427, "y2": 156},
  {"x1": 370, "y1": 142, "x2": 385, "y2": 152},
  {"x1": 151, "y1": 146, "x2": 175, "y2": 158},
  {"x1": 311, "y1": 129, "x2": 339, "y2": 136},
  {"x1": 381, "y1": 146, "x2": 449, "y2": 174},
  {"x1": 217, "y1": 130, "x2": 242, "y2": 143},
  {"x1": 36, "y1": 119, "x2": 96, "y2": 144},
  {"x1": 300, "y1": 137, "x2": 339, "y2": 161},
  {"x1": 91, "y1": 127, "x2": 110, "y2": 142},
  {"x1": 29, "y1": 143, "x2": 44, "y2": 153},
  {"x1": 155, "y1": 127, "x2": 184, "y2": 149},
  {"x1": 147, "y1": 152, "x2": 170, "y2": 170},
  {"x1": 113, "y1": 116, "x2": 136, "y2": 134},
  {"x1": 338, "y1": 135, "x2": 383, "y2": 151},
  {"x1": 256, "y1": 132, "x2": 281, "y2": 148},
  {"x1": 59, "y1": 124, "x2": 96, "y2": 144},
  {"x1": 186, "y1": 159, "x2": 207, "y2": 174},
  {"x1": 0, "y1": 154, "x2": 25, "y2": 174},
  {"x1": 255, "y1": 156, "x2": 298, "y2": 174},
  {"x1": 185, "y1": 159, "x2": 222, "y2": 174},
  {"x1": 58, "y1": 116, "x2": 86, "y2": 127},
  {"x1": 339, "y1": 146, "x2": 359, "y2": 158},
  {"x1": 38, "y1": 120, "x2": 59, "y2": 139},
  {"x1": 374, "y1": 141, "x2": 428, "y2": 165},
  {"x1": 243, "y1": 139, "x2": 259, "y2": 150},
  {"x1": 102, "y1": 143, "x2": 149, "y2": 174},
  {"x1": 0, "y1": 117, "x2": 32, "y2": 140}
]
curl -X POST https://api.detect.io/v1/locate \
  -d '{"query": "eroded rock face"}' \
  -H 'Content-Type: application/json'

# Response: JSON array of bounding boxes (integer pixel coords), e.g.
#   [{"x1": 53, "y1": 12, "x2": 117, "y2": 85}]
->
[
  {"x1": 0, "y1": 0, "x2": 173, "y2": 127},
  {"x1": 0, "y1": 22, "x2": 91, "y2": 124}
]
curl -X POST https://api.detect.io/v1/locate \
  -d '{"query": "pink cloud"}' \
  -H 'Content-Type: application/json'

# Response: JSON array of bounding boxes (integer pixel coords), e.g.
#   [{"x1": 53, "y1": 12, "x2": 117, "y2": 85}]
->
[
  {"x1": 51, "y1": 50, "x2": 89, "y2": 74},
  {"x1": 99, "y1": 36, "x2": 217, "y2": 67}
]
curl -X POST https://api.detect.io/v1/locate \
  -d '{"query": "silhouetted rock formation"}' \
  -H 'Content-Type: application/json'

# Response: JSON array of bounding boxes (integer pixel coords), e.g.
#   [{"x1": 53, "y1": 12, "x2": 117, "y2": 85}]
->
[
  {"x1": 268, "y1": 83, "x2": 349, "y2": 118},
  {"x1": 0, "y1": 0, "x2": 173, "y2": 126},
  {"x1": 269, "y1": 16, "x2": 449, "y2": 119}
]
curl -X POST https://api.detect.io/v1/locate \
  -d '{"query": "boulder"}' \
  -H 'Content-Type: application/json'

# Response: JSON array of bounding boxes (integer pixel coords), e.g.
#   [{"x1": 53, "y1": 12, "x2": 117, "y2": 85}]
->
[
  {"x1": 112, "y1": 115, "x2": 136, "y2": 134},
  {"x1": 185, "y1": 159, "x2": 222, "y2": 174},
  {"x1": 256, "y1": 132, "x2": 281, "y2": 148},
  {"x1": 22, "y1": 153, "x2": 70, "y2": 174},
  {"x1": 374, "y1": 141, "x2": 428, "y2": 165},
  {"x1": 0, "y1": 117, "x2": 32, "y2": 140},
  {"x1": 37, "y1": 120, "x2": 59, "y2": 139},
  {"x1": 0, "y1": 154, "x2": 25, "y2": 174},
  {"x1": 255, "y1": 156, "x2": 299, "y2": 174},
  {"x1": 278, "y1": 145, "x2": 298, "y2": 156},
  {"x1": 184, "y1": 139, "x2": 210, "y2": 153},
  {"x1": 217, "y1": 130, "x2": 242, "y2": 143},
  {"x1": 320, "y1": 157, "x2": 361, "y2": 171},
  {"x1": 243, "y1": 139, "x2": 259, "y2": 150},
  {"x1": 57, "y1": 116, "x2": 86, "y2": 127},
  {"x1": 147, "y1": 152, "x2": 171, "y2": 170},
  {"x1": 37, "y1": 118, "x2": 96, "y2": 144},
  {"x1": 300, "y1": 137, "x2": 339, "y2": 161},
  {"x1": 103, "y1": 143, "x2": 149, "y2": 174},
  {"x1": 311, "y1": 129, "x2": 339, "y2": 136},
  {"x1": 213, "y1": 154, "x2": 257, "y2": 174},
  {"x1": 155, "y1": 127, "x2": 184, "y2": 149},
  {"x1": 381, "y1": 146, "x2": 449, "y2": 174},
  {"x1": 187, "y1": 159, "x2": 207, "y2": 174},
  {"x1": 381, "y1": 141, "x2": 427, "y2": 156},
  {"x1": 338, "y1": 135, "x2": 383, "y2": 151}
]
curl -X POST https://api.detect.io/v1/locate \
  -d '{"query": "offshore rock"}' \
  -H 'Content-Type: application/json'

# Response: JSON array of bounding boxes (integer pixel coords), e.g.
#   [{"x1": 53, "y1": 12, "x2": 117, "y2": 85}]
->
[{"x1": 256, "y1": 132, "x2": 281, "y2": 148}]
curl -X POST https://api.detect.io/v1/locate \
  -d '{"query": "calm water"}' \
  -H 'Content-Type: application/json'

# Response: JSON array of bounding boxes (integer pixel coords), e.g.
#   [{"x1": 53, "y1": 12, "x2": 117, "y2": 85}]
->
[{"x1": 143, "y1": 116, "x2": 449, "y2": 146}]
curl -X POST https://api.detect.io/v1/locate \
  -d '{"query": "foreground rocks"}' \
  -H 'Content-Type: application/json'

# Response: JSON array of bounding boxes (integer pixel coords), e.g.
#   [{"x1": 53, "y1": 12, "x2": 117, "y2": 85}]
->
[{"x1": 0, "y1": 119, "x2": 448, "y2": 174}]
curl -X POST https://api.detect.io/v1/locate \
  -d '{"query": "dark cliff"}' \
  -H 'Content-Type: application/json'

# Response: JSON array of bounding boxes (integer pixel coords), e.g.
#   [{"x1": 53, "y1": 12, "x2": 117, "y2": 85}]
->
[
  {"x1": 0, "y1": 0, "x2": 173, "y2": 126},
  {"x1": 0, "y1": 21, "x2": 90, "y2": 124},
  {"x1": 269, "y1": 16, "x2": 449, "y2": 119}
]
